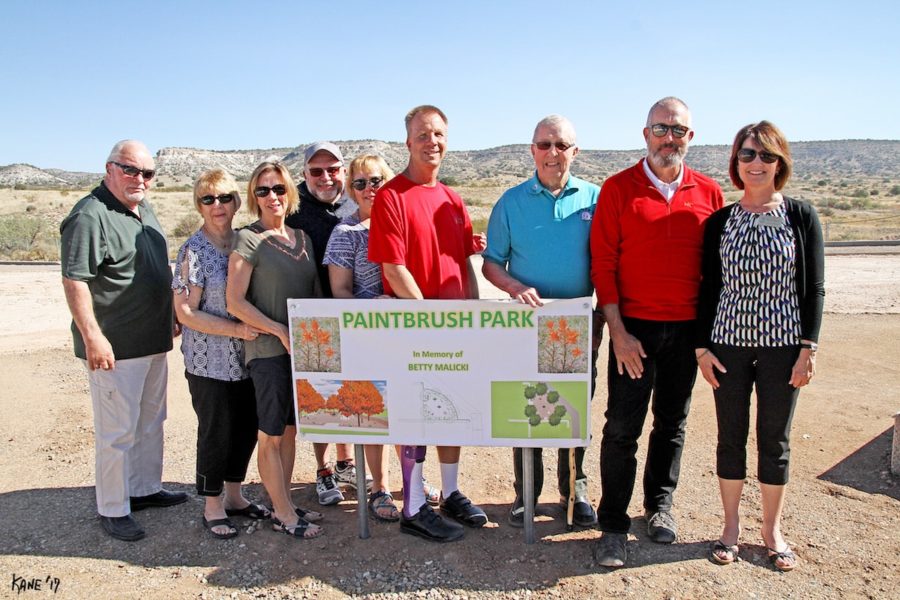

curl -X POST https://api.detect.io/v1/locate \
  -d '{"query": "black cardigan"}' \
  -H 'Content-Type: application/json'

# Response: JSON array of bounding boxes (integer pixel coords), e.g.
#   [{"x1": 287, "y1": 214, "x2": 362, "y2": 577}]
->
[{"x1": 695, "y1": 197, "x2": 825, "y2": 348}]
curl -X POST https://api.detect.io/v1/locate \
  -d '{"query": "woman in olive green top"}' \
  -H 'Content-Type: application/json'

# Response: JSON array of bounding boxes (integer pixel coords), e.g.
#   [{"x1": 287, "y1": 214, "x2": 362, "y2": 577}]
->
[{"x1": 226, "y1": 161, "x2": 324, "y2": 540}]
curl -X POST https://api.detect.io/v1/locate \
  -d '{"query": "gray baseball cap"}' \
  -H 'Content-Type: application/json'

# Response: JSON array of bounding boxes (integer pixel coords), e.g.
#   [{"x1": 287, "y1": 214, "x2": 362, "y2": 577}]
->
[{"x1": 304, "y1": 141, "x2": 344, "y2": 165}]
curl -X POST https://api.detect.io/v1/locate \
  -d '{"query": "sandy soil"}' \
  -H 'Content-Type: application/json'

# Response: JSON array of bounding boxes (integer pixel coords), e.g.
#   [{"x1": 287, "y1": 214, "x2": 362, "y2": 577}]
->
[{"x1": 0, "y1": 253, "x2": 897, "y2": 599}]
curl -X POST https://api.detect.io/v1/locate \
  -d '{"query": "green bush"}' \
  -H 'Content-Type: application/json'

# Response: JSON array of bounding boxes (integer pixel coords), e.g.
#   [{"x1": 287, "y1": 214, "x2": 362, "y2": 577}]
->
[
  {"x1": 0, "y1": 214, "x2": 53, "y2": 259},
  {"x1": 889, "y1": 185, "x2": 900, "y2": 196},
  {"x1": 535, "y1": 382, "x2": 548, "y2": 395},
  {"x1": 172, "y1": 213, "x2": 201, "y2": 238}
]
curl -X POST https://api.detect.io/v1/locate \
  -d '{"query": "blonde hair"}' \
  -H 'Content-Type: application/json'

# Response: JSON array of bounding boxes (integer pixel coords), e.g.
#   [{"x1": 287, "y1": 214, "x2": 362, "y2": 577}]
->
[
  {"x1": 245, "y1": 162, "x2": 299, "y2": 217},
  {"x1": 348, "y1": 154, "x2": 395, "y2": 200},
  {"x1": 192, "y1": 168, "x2": 241, "y2": 213}
]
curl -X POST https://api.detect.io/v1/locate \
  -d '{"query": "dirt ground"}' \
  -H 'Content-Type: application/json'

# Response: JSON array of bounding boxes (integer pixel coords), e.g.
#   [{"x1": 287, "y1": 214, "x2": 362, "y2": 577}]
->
[{"x1": 0, "y1": 253, "x2": 897, "y2": 599}]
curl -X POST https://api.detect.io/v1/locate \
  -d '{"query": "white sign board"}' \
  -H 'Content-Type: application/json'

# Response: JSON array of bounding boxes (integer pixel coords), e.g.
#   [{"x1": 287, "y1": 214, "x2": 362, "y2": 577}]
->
[{"x1": 288, "y1": 297, "x2": 592, "y2": 448}]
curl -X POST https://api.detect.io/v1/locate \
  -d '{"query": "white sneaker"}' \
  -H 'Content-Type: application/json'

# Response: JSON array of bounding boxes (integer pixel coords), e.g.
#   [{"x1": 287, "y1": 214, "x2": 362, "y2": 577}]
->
[
  {"x1": 334, "y1": 460, "x2": 373, "y2": 492},
  {"x1": 316, "y1": 468, "x2": 344, "y2": 505}
]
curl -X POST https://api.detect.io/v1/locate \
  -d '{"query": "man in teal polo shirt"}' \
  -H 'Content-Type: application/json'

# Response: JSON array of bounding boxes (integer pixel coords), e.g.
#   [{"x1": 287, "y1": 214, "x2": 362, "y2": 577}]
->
[
  {"x1": 482, "y1": 115, "x2": 602, "y2": 528},
  {"x1": 60, "y1": 140, "x2": 186, "y2": 541}
]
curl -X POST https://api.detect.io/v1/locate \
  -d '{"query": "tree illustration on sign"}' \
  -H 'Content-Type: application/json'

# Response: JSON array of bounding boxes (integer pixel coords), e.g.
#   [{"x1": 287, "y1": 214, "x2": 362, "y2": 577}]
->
[
  {"x1": 325, "y1": 380, "x2": 386, "y2": 426},
  {"x1": 537, "y1": 315, "x2": 588, "y2": 373},
  {"x1": 522, "y1": 381, "x2": 568, "y2": 426},
  {"x1": 295, "y1": 379, "x2": 325, "y2": 414},
  {"x1": 292, "y1": 317, "x2": 341, "y2": 372}
]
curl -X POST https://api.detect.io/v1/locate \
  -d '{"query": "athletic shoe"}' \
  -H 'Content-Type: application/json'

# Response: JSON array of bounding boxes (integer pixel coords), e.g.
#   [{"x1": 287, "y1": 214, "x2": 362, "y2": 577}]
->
[
  {"x1": 316, "y1": 468, "x2": 344, "y2": 506},
  {"x1": 334, "y1": 460, "x2": 373, "y2": 492}
]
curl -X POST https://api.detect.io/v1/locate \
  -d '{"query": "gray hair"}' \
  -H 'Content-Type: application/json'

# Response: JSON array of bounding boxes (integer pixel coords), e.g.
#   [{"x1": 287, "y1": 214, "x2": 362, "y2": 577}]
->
[
  {"x1": 645, "y1": 97, "x2": 690, "y2": 126},
  {"x1": 532, "y1": 115, "x2": 577, "y2": 143},
  {"x1": 106, "y1": 139, "x2": 150, "y2": 163}
]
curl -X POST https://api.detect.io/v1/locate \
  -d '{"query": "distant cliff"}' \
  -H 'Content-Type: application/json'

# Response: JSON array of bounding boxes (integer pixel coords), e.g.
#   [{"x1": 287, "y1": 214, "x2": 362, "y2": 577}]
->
[{"x1": 2, "y1": 139, "x2": 897, "y2": 187}]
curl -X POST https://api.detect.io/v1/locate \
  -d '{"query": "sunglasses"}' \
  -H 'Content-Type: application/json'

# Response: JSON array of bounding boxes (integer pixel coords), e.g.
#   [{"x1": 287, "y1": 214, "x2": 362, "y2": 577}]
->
[
  {"x1": 198, "y1": 193, "x2": 235, "y2": 206},
  {"x1": 649, "y1": 124, "x2": 690, "y2": 138},
  {"x1": 351, "y1": 177, "x2": 385, "y2": 191},
  {"x1": 254, "y1": 185, "x2": 287, "y2": 198},
  {"x1": 307, "y1": 166, "x2": 342, "y2": 178},
  {"x1": 533, "y1": 141, "x2": 573, "y2": 152},
  {"x1": 111, "y1": 161, "x2": 156, "y2": 180},
  {"x1": 737, "y1": 148, "x2": 780, "y2": 164}
]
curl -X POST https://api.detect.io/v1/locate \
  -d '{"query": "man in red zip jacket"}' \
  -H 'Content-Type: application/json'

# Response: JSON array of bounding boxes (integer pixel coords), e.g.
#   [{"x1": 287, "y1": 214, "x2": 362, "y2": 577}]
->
[{"x1": 590, "y1": 97, "x2": 724, "y2": 567}]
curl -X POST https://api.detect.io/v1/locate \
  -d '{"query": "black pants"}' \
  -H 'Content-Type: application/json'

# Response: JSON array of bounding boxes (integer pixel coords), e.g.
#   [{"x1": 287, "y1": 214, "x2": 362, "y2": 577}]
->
[
  {"x1": 712, "y1": 344, "x2": 800, "y2": 485},
  {"x1": 513, "y1": 309, "x2": 604, "y2": 499},
  {"x1": 185, "y1": 373, "x2": 258, "y2": 496},
  {"x1": 597, "y1": 318, "x2": 697, "y2": 534}
]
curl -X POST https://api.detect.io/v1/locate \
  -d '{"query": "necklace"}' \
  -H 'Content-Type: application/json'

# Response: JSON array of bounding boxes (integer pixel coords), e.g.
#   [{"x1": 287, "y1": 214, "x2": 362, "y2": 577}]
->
[{"x1": 202, "y1": 225, "x2": 234, "y2": 252}]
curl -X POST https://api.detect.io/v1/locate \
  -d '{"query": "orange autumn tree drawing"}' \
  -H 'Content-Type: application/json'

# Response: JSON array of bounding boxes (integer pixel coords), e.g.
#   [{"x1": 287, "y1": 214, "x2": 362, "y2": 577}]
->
[
  {"x1": 295, "y1": 379, "x2": 326, "y2": 414},
  {"x1": 537, "y1": 315, "x2": 589, "y2": 373},
  {"x1": 292, "y1": 317, "x2": 341, "y2": 372},
  {"x1": 325, "y1": 380, "x2": 385, "y2": 427}
]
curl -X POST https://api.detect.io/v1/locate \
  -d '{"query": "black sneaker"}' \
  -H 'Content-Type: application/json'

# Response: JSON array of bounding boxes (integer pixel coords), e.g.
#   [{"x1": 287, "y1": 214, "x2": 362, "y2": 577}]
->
[
  {"x1": 99, "y1": 514, "x2": 145, "y2": 541},
  {"x1": 560, "y1": 479, "x2": 597, "y2": 527},
  {"x1": 400, "y1": 504, "x2": 464, "y2": 542},
  {"x1": 646, "y1": 510, "x2": 677, "y2": 544},
  {"x1": 593, "y1": 532, "x2": 627, "y2": 567},
  {"x1": 129, "y1": 489, "x2": 188, "y2": 511},
  {"x1": 440, "y1": 490, "x2": 488, "y2": 528}
]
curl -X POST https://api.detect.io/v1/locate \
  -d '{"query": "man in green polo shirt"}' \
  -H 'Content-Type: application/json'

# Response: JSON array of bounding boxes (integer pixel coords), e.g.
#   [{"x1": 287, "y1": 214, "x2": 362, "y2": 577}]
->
[
  {"x1": 482, "y1": 115, "x2": 602, "y2": 530},
  {"x1": 60, "y1": 140, "x2": 186, "y2": 541}
]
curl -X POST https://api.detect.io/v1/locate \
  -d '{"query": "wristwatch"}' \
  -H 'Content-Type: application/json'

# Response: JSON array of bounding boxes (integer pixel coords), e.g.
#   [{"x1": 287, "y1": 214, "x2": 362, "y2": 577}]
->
[{"x1": 800, "y1": 342, "x2": 818, "y2": 352}]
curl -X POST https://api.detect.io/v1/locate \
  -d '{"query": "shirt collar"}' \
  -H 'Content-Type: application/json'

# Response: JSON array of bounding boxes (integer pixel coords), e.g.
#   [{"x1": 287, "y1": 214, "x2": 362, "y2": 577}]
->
[
  {"x1": 528, "y1": 171, "x2": 578, "y2": 198},
  {"x1": 642, "y1": 159, "x2": 683, "y2": 202}
]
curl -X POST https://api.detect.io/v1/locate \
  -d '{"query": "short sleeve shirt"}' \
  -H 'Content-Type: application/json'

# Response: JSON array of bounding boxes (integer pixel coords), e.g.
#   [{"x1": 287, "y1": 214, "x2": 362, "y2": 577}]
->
[
  {"x1": 59, "y1": 182, "x2": 173, "y2": 360},
  {"x1": 232, "y1": 222, "x2": 321, "y2": 363},
  {"x1": 368, "y1": 174, "x2": 475, "y2": 299},
  {"x1": 322, "y1": 212, "x2": 383, "y2": 299},
  {"x1": 483, "y1": 173, "x2": 598, "y2": 299},
  {"x1": 172, "y1": 229, "x2": 248, "y2": 381}
]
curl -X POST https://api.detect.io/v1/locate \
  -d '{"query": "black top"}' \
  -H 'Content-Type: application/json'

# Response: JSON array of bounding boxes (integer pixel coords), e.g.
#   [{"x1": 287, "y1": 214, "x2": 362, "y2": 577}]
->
[
  {"x1": 285, "y1": 181, "x2": 344, "y2": 298},
  {"x1": 696, "y1": 196, "x2": 825, "y2": 347}
]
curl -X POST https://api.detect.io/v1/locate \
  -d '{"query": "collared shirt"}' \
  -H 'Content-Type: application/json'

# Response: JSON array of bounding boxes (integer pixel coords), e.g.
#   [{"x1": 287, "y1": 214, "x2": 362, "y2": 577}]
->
[
  {"x1": 642, "y1": 159, "x2": 683, "y2": 202},
  {"x1": 483, "y1": 172, "x2": 598, "y2": 299},
  {"x1": 60, "y1": 182, "x2": 174, "y2": 360}
]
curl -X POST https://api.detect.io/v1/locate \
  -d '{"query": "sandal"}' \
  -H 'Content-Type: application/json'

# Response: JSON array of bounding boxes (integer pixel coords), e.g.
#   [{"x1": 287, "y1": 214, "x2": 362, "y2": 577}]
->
[
  {"x1": 295, "y1": 506, "x2": 323, "y2": 523},
  {"x1": 203, "y1": 516, "x2": 238, "y2": 540},
  {"x1": 368, "y1": 490, "x2": 400, "y2": 522},
  {"x1": 767, "y1": 546, "x2": 797, "y2": 572},
  {"x1": 423, "y1": 478, "x2": 440, "y2": 506},
  {"x1": 271, "y1": 516, "x2": 322, "y2": 539},
  {"x1": 710, "y1": 540, "x2": 739, "y2": 565},
  {"x1": 225, "y1": 502, "x2": 271, "y2": 520}
]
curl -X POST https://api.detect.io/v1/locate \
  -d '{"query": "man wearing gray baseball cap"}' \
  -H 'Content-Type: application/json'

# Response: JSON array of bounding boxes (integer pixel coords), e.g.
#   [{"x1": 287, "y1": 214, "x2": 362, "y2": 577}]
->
[{"x1": 286, "y1": 142, "x2": 369, "y2": 506}]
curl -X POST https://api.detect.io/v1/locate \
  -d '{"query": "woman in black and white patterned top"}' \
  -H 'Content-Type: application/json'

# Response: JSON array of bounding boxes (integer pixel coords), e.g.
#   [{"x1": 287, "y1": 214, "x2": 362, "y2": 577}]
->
[
  {"x1": 173, "y1": 168, "x2": 269, "y2": 539},
  {"x1": 695, "y1": 122, "x2": 824, "y2": 572}
]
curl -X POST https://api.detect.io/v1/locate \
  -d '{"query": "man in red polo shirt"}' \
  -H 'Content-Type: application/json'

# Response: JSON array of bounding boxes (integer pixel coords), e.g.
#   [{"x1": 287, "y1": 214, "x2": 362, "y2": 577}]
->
[
  {"x1": 368, "y1": 105, "x2": 486, "y2": 542},
  {"x1": 590, "y1": 97, "x2": 724, "y2": 567}
]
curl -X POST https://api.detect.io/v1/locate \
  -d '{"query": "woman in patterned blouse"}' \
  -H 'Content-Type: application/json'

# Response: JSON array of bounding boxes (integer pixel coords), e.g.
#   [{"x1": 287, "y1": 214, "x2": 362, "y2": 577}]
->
[
  {"x1": 173, "y1": 169, "x2": 268, "y2": 539},
  {"x1": 695, "y1": 122, "x2": 824, "y2": 572},
  {"x1": 322, "y1": 154, "x2": 404, "y2": 522}
]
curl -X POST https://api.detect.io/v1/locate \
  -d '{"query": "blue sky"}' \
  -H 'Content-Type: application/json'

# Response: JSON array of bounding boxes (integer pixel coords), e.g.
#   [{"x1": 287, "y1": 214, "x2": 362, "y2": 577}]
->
[{"x1": 1, "y1": 0, "x2": 897, "y2": 171}]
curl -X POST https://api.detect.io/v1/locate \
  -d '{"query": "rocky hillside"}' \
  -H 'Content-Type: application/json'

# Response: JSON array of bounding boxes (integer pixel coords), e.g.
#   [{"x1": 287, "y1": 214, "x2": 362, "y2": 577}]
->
[{"x1": 2, "y1": 139, "x2": 898, "y2": 188}]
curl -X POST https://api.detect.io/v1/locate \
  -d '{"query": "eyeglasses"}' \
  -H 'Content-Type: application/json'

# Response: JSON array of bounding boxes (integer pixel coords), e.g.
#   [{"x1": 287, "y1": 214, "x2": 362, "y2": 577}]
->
[
  {"x1": 307, "y1": 166, "x2": 342, "y2": 178},
  {"x1": 737, "y1": 148, "x2": 779, "y2": 164},
  {"x1": 254, "y1": 184, "x2": 287, "y2": 198},
  {"x1": 533, "y1": 141, "x2": 573, "y2": 152},
  {"x1": 198, "y1": 193, "x2": 235, "y2": 206},
  {"x1": 350, "y1": 177, "x2": 385, "y2": 191},
  {"x1": 111, "y1": 161, "x2": 156, "y2": 180},
  {"x1": 649, "y1": 124, "x2": 690, "y2": 138}
]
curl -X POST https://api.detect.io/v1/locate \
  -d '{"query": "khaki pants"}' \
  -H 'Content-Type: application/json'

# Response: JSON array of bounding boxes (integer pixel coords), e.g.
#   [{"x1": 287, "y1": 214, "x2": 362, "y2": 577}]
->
[{"x1": 83, "y1": 353, "x2": 168, "y2": 517}]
